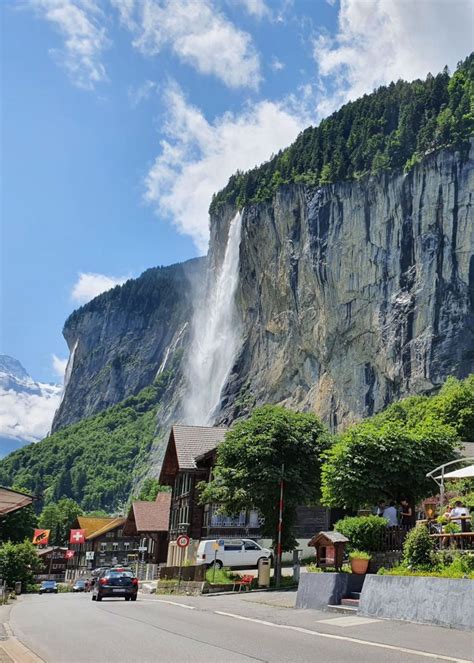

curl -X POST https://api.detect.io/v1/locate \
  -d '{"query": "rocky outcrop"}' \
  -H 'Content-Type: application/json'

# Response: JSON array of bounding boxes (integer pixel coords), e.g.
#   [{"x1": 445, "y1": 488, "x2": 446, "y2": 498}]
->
[
  {"x1": 52, "y1": 258, "x2": 204, "y2": 431},
  {"x1": 55, "y1": 143, "x2": 473, "y2": 441},
  {"x1": 217, "y1": 142, "x2": 474, "y2": 429}
]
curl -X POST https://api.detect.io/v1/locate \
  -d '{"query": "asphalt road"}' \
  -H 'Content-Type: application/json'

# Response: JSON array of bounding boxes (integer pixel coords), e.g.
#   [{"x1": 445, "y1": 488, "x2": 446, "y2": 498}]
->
[{"x1": 4, "y1": 592, "x2": 473, "y2": 663}]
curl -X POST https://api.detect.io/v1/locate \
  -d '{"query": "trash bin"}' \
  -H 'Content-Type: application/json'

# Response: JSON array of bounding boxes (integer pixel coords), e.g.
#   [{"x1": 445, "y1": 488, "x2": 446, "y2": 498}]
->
[
  {"x1": 14, "y1": 581, "x2": 22, "y2": 595},
  {"x1": 258, "y1": 558, "x2": 271, "y2": 588}
]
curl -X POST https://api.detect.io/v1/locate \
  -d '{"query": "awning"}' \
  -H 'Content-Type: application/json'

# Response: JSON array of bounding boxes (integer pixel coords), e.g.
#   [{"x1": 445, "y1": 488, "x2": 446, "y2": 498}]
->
[
  {"x1": 434, "y1": 465, "x2": 474, "y2": 480},
  {"x1": 0, "y1": 486, "x2": 33, "y2": 516}
]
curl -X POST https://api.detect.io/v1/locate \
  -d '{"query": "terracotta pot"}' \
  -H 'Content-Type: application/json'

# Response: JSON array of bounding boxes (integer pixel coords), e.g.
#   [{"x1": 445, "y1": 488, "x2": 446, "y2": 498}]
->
[{"x1": 350, "y1": 557, "x2": 370, "y2": 574}]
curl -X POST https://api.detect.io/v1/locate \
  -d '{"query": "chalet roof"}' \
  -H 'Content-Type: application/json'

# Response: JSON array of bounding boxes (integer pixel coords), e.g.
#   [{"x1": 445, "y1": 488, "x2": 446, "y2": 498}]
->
[
  {"x1": 0, "y1": 486, "x2": 33, "y2": 516},
  {"x1": 172, "y1": 425, "x2": 228, "y2": 470},
  {"x1": 309, "y1": 531, "x2": 349, "y2": 546},
  {"x1": 76, "y1": 516, "x2": 126, "y2": 540},
  {"x1": 124, "y1": 493, "x2": 171, "y2": 535}
]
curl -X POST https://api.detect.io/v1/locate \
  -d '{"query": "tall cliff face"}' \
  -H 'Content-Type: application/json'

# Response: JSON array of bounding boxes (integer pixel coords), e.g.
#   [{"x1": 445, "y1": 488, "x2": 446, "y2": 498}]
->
[
  {"x1": 54, "y1": 143, "x2": 473, "y2": 443},
  {"x1": 52, "y1": 258, "x2": 204, "y2": 431},
  {"x1": 215, "y1": 143, "x2": 474, "y2": 429}
]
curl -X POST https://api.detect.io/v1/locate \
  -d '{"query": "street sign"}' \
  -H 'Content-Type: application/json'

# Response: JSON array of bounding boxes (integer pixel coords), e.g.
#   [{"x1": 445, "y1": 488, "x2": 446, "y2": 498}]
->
[
  {"x1": 212, "y1": 542, "x2": 219, "y2": 551},
  {"x1": 217, "y1": 539, "x2": 224, "y2": 546},
  {"x1": 176, "y1": 534, "x2": 190, "y2": 548},
  {"x1": 85, "y1": 551, "x2": 94, "y2": 561}
]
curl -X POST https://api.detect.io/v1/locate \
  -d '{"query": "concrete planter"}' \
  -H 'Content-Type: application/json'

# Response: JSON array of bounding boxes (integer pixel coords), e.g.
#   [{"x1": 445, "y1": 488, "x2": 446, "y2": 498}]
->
[
  {"x1": 359, "y1": 575, "x2": 474, "y2": 630},
  {"x1": 296, "y1": 572, "x2": 365, "y2": 610}
]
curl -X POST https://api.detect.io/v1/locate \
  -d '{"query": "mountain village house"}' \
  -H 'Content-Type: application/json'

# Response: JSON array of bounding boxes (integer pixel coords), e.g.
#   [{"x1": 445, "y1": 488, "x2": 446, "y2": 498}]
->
[{"x1": 159, "y1": 425, "x2": 343, "y2": 565}]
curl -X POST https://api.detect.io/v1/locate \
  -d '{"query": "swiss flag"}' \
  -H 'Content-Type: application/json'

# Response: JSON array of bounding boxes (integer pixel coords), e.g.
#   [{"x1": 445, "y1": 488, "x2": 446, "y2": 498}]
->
[
  {"x1": 69, "y1": 529, "x2": 86, "y2": 544},
  {"x1": 65, "y1": 550, "x2": 75, "y2": 559}
]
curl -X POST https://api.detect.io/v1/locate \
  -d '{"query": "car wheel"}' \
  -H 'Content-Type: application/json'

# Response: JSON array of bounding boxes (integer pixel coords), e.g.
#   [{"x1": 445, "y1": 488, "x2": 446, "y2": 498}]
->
[
  {"x1": 96, "y1": 595, "x2": 102, "y2": 602},
  {"x1": 125, "y1": 597, "x2": 130, "y2": 601},
  {"x1": 131, "y1": 595, "x2": 137, "y2": 602},
  {"x1": 91, "y1": 594, "x2": 96, "y2": 601}
]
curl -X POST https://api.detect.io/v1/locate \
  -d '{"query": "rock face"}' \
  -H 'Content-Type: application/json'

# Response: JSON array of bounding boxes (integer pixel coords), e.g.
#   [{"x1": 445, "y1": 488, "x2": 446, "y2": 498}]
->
[
  {"x1": 52, "y1": 258, "x2": 204, "y2": 431},
  {"x1": 216, "y1": 143, "x2": 474, "y2": 429},
  {"x1": 55, "y1": 143, "x2": 473, "y2": 441}
]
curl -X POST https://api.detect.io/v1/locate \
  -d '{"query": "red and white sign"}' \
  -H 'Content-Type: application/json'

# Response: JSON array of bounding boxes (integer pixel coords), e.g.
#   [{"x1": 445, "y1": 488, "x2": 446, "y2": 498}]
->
[
  {"x1": 69, "y1": 529, "x2": 86, "y2": 544},
  {"x1": 176, "y1": 534, "x2": 190, "y2": 548},
  {"x1": 64, "y1": 550, "x2": 75, "y2": 559}
]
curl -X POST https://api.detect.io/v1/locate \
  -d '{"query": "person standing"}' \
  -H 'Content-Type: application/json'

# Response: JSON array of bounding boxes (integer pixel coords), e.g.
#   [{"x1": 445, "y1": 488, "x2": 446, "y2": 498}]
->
[
  {"x1": 382, "y1": 501, "x2": 399, "y2": 527},
  {"x1": 400, "y1": 499, "x2": 413, "y2": 528},
  {"x1": 376, "y1": 500, "x2": 386, "y2": 517}
]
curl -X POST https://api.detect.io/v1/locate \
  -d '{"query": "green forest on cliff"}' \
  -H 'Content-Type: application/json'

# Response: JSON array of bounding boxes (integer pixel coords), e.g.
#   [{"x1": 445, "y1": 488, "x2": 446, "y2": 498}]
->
[
  {"x1": 0, "y1": 371, "x2": 173, "y2": 513},
  {"x1": 210, "y1": 54, "x2": 473, "y2": 214}
]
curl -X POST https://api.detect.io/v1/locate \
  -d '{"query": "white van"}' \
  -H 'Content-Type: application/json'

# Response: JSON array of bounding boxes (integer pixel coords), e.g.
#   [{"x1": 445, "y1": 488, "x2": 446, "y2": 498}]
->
[{"x1": 196, "y1": 539, "x2": 272, "y2": 569}]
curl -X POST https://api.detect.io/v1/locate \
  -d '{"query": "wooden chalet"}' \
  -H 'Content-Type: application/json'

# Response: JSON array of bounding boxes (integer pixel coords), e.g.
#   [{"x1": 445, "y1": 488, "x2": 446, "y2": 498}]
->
[
  {"x1": 123, "y1": 492, "x2": 171, "y2": 564},
  {"x1": 159, "y1": 424, "x2": 344, "y2": 564}
]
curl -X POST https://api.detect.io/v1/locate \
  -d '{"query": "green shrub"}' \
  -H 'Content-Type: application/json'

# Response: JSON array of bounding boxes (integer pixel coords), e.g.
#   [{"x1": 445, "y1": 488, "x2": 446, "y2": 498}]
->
[
  {"x1": 348, "y1": 550, "x2": 372, "y2": 561},
  {"x1": 334, "y1": 516, "x2": 387, "y2": 552},
  {"x1": 402, "y1": 526, "x2": 435, "y2": 568},
  {"x1": 443, "y1": 522, "x2": 461, "y2": 534}
]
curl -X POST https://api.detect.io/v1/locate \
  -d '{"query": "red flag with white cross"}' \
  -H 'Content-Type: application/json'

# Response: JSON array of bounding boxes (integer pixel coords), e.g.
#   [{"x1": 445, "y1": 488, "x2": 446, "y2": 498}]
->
[
  {"x1": 69, "y1": 529, "x2": 85, "y2": 544},
  {"x1": 65, "y1": 550, "x2": 75, "y2": 559}
]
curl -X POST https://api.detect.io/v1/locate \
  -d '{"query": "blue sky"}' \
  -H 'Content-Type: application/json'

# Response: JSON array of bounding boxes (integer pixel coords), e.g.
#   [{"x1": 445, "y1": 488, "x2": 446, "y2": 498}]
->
[{"x1": 2, "y1": 0, "x2": 472, "y2": 389}]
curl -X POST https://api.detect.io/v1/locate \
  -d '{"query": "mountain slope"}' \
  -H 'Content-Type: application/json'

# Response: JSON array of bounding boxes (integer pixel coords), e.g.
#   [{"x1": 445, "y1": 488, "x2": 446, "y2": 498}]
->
[
  {"x1": 211, "y1": 54, "x2": 473, "y2": 214},
  {"x1": 0, "y1": 355, "x2": 61, "y2": 457},
  {"x1": 0, "y1": 370, "x2": 174, "y2": 512}
]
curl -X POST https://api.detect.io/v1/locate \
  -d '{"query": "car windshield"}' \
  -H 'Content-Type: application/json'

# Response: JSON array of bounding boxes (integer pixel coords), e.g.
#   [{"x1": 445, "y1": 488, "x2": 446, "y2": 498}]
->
[
  {"x1": 75, "y1": 580, "x2": 85, "y2": 585},
  {"x1": 106, "y1": 571, "x2": 133, "y2": 578},
  {"x1": 42, "y1": 581, "x2": 55, "y2": 587}
]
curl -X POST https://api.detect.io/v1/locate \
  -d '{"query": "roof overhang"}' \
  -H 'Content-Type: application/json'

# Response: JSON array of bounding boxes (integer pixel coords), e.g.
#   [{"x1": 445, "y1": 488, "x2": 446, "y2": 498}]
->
[{"x1": 0, "y1": 486, "x2": 33, "y2": 516}]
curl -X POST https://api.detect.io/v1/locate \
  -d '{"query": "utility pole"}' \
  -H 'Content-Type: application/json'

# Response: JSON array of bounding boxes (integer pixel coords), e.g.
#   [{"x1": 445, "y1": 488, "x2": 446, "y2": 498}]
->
[{"x1": 275, "y1": 463, "x2": 284, "y2": 589}]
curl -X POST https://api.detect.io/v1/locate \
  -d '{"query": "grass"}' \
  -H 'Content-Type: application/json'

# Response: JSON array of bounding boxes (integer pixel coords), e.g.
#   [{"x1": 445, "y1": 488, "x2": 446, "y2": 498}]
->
[{"x1": 205, "y1": 567, "x2": 239, "y2": 585}]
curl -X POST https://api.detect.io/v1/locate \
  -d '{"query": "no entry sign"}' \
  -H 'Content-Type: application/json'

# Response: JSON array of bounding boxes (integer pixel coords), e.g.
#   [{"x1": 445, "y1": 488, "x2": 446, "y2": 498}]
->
[{"x1": 176, "y1": 534, "x2": 190, "y2": 548}]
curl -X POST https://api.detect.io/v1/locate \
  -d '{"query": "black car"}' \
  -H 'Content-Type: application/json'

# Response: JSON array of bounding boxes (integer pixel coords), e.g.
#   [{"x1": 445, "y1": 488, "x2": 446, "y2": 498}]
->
[
  {"x1": 39, "y1": 580, "x2": 58, "y2": 594},
  {"x1": 72, "y1": 579, "x2": 87, "y2": 592},
  {"x1": 91, "y1": 570, "x2": 138, "y2": 602}
]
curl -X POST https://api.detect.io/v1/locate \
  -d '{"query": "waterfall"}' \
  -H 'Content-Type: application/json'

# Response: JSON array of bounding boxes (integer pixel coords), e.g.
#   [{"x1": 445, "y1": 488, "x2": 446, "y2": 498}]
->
[{"x1": 183, "y1": 211, "x2": 243, "y2": 425}]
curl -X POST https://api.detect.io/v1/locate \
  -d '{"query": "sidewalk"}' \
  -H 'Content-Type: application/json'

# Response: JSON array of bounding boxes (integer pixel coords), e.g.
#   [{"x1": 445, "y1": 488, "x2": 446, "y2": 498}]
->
[{"x1": 0, "y1": 600, "x2": 44, "y2": 663}]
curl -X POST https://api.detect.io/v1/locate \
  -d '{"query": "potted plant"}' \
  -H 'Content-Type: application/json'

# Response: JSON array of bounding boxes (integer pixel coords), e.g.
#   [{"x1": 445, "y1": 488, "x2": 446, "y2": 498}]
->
[{"x1": 349, "y1": 550, "x2": 371, "y2": 574}]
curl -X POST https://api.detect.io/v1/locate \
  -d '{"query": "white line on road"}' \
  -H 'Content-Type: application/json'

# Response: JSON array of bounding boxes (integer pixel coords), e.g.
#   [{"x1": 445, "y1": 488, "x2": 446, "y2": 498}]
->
[
  {"x1": 213, "y1": 611, "x2": 470, "y2": 663},
  {"x1": 141, "y1": 598, "x2": 195, "y2": 610}
]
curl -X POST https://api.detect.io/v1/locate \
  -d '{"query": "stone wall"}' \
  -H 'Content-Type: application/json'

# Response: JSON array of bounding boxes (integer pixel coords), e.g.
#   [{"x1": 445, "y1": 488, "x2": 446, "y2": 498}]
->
[{"x1": 359, "y1": 575, "x2": 473, "y2": 630}]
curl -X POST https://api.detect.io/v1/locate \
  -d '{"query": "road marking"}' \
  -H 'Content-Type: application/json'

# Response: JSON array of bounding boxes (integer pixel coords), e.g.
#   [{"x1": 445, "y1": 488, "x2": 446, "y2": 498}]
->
[
  {"x1": 317, "y1": 615, "x2": 380, "y2": 627},
  {"x1": 214, "y1": 611, "x2": 470, "y2": 663},
  {"x1": 145, "y1": 599, "x2": 195, "y2": 610}
]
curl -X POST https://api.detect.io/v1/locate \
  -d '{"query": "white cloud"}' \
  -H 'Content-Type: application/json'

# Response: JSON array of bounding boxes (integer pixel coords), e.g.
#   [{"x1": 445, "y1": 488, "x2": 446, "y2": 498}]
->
[
  {"x1": 314, "y1": 0, "x2": 474, "y2": 115},
  {"x1": 52, "y1": 355, "x2": 68, "y2": 381},
  {"x1": 234, "y1": 0, "x2": 271, "y2": 19},
  {"x1": 271, "y1": 56, "x2": 285, "y2": 71},
  {"x1": 112, "y1": 0, "x2": 262, "y2": 89},
  {"x1": 128, "y1": 79, "x2": 158, "y2": 107},
  {"x1": 30, "y1": 0, "x2": 109, "y2": 90},
  {"x1": 0, "y1": 383, "x2": 62, "y2": 444},
  {"x1": 144, "y1": 82, "x2": 312, "y2": 251},
  {"x1": 71, "y1": 272, "x2": 128, "y2": 304}
]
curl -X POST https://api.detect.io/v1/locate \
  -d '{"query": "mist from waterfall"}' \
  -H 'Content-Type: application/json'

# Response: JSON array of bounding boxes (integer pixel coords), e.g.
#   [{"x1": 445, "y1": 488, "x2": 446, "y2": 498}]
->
[{"x1": 183, "y1": 211, "x2": 243, "y2": 425}]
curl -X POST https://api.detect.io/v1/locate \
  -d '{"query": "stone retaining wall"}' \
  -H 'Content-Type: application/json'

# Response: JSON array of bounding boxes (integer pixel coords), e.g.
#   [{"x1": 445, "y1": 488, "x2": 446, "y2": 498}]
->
[
  {"x1": 359, "y1": 575, "x2": 473, "y2": 630},
  {"x1": 296, "y1": 573, "x2": 365, "y2": 610}
]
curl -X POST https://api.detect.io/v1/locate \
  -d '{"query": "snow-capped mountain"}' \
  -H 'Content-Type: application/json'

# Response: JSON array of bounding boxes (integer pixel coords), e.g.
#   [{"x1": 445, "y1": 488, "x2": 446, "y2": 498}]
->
[{"x1": 0, "y1": 355, "x2": 62, "y2": 457}]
